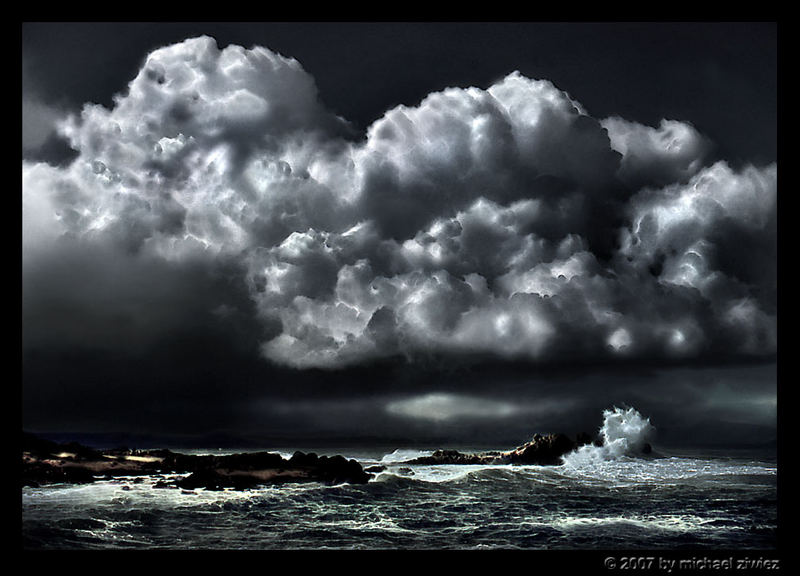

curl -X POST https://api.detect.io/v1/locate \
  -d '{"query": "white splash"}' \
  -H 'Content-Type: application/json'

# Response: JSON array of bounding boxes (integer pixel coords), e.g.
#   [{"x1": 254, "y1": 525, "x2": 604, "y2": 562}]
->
[
  {"x1": 379, "y1": 448, "x2": 435, "y2": 464},
  {"x1": 563, "y1": 406, "x2": 655, "y2": 467}
]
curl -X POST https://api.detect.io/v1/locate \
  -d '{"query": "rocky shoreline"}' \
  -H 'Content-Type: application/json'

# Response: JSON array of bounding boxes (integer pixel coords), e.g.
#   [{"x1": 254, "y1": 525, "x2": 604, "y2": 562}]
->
[
  {"x1": 22, "y1": 429, "x2": 631, "y2": 491},
  {"x1": 406, "y1": 432, "x2": 598, "y2": 466},
  {"x1": 22, "y1": 432, "x2": 371, "y2": 489}
]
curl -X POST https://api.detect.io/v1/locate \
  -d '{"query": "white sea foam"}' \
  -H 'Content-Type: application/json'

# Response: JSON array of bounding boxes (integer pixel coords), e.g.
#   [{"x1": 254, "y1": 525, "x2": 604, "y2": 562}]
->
[
  {"x1": 408, "y1": 464, "x2": 502, "y2": 483},
  {"x1": 529, "y1": 513, "x2": 736, "y2": 534},
  {"x1": 379, "y1": 448, "x2": 435, "y2": 464},
  {"x1": 562, "y1": 406, "x2": 655, "y2": 467}
]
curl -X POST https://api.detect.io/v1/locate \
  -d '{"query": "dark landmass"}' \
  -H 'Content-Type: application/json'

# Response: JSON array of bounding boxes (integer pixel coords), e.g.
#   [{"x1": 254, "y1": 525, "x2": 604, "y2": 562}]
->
[
  {"x1": 22, "y1": 432, "x2": 371, "y2": 489},
  {"x1": 21, "y1": 429, "x2": 646, "y2": 490},
  {"x1": 406, "y1": 432, "x2": 603, "y2": 466}
]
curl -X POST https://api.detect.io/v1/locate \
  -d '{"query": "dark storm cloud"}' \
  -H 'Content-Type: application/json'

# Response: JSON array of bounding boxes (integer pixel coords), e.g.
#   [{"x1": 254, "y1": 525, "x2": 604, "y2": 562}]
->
[
  {"x1": 22, "y1": 237, "x2": 265, "y2": 354},
  {"x1": 22, "y1": 35, "x2": 776, "y2": 372}
]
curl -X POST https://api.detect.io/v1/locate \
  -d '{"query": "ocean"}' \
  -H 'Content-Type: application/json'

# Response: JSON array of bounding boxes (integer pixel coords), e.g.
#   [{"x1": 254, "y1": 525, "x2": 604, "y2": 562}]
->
[{"x1": 21, "y1": 409, "x2": 777, "y2": 550}]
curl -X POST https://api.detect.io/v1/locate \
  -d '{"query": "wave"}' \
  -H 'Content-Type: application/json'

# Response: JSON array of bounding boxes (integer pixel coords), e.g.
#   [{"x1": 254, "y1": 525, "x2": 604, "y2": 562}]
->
[
  {"x1": 562, "y1": 406, "x2": 655, "y2": 467},
  {"x1": 378, "y1": 448, "x2": 434, "y2": 464},
  {"x1": 371, "y1": 406, "x2": 656, "y2": 478}
]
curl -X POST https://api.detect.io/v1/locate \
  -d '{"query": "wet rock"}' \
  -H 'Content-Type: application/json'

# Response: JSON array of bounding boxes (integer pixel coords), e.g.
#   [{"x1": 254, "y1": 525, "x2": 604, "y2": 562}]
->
[
  {"x1": 21, "y1": 462, "x2": 96, "y2": 487},
  {"x1": 318, "y1": 455, "x2": 371, "y2": 485},
  {"x1": 173, "y1": 453, "x2": 371, "y2": 490},
  {"x1": 21, "y1": 432, "x2": 371, "y2": 489},
  {"x1": 212, "y1": 451, "x2": 286, "y2": 471},
  {"x1": 399, "y1": 432, "x2": 588, "y2": 467},
  {"x1": 506, "y1": 433, "x2": 577, "y2": 465},
  {"x1": 408, "y1": 449, "x2": 493, "y2": 465},
  {"x1": 288, "y1": 451, "x2": 319, "y2": 467},
  {"x1": 177, "y1": 470, "x2": 232, "y2": 491}
]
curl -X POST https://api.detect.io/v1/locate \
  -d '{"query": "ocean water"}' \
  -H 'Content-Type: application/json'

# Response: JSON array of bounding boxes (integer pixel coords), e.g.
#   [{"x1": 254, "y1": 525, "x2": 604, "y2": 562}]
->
[{"x1": 21, "y1": 409, "x2": 777, "y2": 550}]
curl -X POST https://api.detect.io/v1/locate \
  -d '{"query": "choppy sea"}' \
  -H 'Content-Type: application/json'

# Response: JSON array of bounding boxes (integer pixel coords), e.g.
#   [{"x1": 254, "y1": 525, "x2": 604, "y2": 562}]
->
[{"x1": 21, "y1": 445, "x2": 777, "y2": 550}]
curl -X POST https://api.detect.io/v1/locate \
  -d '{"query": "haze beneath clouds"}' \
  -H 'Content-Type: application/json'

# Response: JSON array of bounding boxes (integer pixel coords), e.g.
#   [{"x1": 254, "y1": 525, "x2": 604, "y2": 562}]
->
[{"x1": 21, "y1": 33, "x2": 777, "y2": 446}]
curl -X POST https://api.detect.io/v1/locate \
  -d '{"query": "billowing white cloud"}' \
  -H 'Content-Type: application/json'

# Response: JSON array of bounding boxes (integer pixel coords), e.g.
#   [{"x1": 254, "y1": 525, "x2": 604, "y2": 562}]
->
[
  {"x1": 603, "y1": 116, "x2": 713, "y2": 188},
  {"x1": 22, "y1": 36, "x2": 777, "y2": 369}
]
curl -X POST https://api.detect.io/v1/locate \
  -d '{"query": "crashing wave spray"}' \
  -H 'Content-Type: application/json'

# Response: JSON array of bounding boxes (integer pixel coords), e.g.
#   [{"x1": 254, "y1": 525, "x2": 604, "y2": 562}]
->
[{"x1": 563, "y1": 406, "x2": 655, "y2": 466}]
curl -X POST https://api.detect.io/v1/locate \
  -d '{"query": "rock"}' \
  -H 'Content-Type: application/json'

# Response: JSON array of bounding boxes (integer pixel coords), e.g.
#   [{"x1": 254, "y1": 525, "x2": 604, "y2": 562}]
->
[
  {"x1": 173, "y1": 452, "x2": 371, "y2": 490},
  {"x1": 408, "y1": 449, "x2": 493, "y2": 465},
  {"x1": 365, "y1": 465, "x2": 386, "y2": 473},
  {"x1": 397, "y1": 432, "x2": 588, "y2": 467},
  {"x1": 21, "y1": 432, "x2": 372, "y2": 489},
  {"x1": 177, "y1": 470, "x2": 233, "y2": 491},
  {"x1": 22, "y1": 433, "x2": 372, "y2": 490},
  {"x1": 320, "y1": 456, "x2": 372, "y2": 485},
  {"x1": 506, "y1": 433, "x2": 577, "y2": 465},
  {"x1": 289, "y1": 451, "x2": 319, "y2": 467},
  {"x1": 21, "y1": 461, "x2": 97, "y2": 487},
  {"x1": 212, "y1": 451, "x2": 286, "y2": 471}
]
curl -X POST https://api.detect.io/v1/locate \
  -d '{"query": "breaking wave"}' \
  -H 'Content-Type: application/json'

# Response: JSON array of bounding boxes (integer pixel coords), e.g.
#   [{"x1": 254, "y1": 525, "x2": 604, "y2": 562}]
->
[
  {"x1": 379, "y1": 449, "x2": 434, "y2": 464},
  {"x1": 563, "y1": 406, "x2": 655, "y2": 467}
]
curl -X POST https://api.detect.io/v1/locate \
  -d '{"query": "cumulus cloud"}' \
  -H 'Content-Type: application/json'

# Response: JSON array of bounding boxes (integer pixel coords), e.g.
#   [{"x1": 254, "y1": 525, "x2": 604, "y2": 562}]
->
[
  {"x1": 602, "y1": 116, "x2": 713, "y2": 188},
  {"x1": 22, "y1": 36, "x2": 777, "y2": 370}
]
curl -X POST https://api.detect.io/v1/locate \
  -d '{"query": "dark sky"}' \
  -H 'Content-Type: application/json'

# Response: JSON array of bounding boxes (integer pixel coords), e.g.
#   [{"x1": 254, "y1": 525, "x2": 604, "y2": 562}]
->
[
  {"x1": 21, "y1": 22, "x2": 778, "y2": 449},
  {"x1": 23, "y1": 22, "x2": 777, "y2": 165}
]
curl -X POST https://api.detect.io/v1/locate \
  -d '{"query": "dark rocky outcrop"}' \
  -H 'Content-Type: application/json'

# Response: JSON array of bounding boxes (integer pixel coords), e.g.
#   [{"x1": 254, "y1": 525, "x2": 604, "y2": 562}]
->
[
  {"x1": 176, "y1": 451, "x2": 371, "y2": 489},
  {"x1": 409, "y1": 449, "x2": 498, "y2": 465},
  {"x1": 21, "y1": 460, "x2": 96, "y2": 487},
  {"x1": 289, "y1": 452, "x2": 371, "y2": 485},
  {"x1": 22, "y1": 432, "x2": 371, "y2": 489},
  {"x1": 406, "y1": 432, "x2": 593, "y2": 466},
  {"x1": 506, "y1": 433, "x2": 580, "y2": 465}
]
